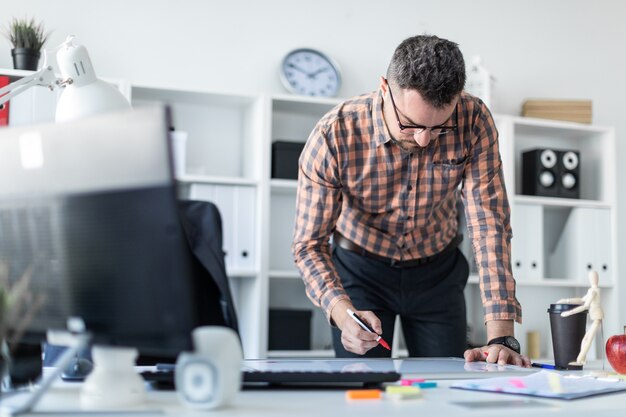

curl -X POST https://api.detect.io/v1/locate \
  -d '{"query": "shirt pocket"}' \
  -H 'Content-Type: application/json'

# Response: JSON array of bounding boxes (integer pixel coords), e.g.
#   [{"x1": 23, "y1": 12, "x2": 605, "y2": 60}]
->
[{"x1": 429, "y1": 157, "x2": 466, "y2": 204}]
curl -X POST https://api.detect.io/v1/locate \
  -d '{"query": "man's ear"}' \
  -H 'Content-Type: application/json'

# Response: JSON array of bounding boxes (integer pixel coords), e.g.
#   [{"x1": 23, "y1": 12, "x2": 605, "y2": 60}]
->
[{"x1": 379, "y1": 76, "x2": 388, "y2": 95}]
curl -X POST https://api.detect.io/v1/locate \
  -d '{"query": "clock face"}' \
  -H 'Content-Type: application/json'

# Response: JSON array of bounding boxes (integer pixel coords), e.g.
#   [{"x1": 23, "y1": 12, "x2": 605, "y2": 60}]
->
[{"x1": 280, "y1": 48, "x2": 341, "y2": 97}]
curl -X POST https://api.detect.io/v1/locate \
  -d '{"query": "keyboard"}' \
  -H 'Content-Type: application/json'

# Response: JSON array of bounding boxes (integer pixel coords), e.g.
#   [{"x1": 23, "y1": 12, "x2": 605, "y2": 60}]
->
[{"x1": 141, "y1": 363, "x2": 401, "y2": 388}]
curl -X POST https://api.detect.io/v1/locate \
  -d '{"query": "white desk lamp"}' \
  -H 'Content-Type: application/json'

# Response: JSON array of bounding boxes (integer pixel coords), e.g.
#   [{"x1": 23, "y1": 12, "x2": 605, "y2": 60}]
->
[
  {"x1": 0, "y1": 37, "x2": 142, "y2": 416},
  {"x1": 0, "y1": 35, "x2": 130, "y2": 122}
]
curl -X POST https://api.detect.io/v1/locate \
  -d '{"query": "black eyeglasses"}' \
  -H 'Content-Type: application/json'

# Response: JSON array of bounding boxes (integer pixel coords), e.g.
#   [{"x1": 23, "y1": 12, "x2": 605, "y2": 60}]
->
[{"x1": 387, "y1": 84, "x2": 457, "y2": 137}]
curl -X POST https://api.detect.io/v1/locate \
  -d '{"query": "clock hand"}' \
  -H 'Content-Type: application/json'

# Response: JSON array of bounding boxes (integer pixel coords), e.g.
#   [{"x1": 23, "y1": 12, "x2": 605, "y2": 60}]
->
[
  {"x1": 309, "y1": 67, "x2": 330, "y2": 77},
  {"x1": 287, "y1": 63, "x2": 310, "y2": 75}
]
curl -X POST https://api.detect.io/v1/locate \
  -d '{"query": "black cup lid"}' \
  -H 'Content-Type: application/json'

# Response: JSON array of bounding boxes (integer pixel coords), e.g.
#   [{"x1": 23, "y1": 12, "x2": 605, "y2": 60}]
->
[{"x1": 547, "y1": 303, "x2": 583, "y2": 313}]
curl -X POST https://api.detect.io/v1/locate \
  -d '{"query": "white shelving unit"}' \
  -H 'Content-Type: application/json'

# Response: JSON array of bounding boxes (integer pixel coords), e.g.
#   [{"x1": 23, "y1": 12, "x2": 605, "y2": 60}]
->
[
  {"x1": 265, "y1": 96, "x2": 340, "y2": 358},
  {"x1": 130, "y1": 84, "x2": 270, "y2": 358},
  {"x1": 463, "y1": 115, "x2": 617, "y2": 360},
  {"x1": 3, "y1": 67, "x2": 619, "y2": 362}
]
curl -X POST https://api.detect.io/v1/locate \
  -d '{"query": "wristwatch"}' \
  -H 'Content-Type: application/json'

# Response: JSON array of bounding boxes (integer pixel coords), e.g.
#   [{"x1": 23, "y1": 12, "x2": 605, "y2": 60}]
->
[{"x1": 487, "y1": 336, "x2": 521, "y2": 354}]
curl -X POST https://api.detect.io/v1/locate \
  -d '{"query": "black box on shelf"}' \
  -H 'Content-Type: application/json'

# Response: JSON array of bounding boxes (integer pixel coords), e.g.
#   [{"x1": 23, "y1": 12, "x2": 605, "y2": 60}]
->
[
  {"x1": 271, "y1": 141, "x2": 305, "y2": 180},
  {"x1": 522, "y1": 148, "x2": 580, "y2": 199},
  {"x1": 268, "y1": 308, "x2": 312, "y2": 350}
]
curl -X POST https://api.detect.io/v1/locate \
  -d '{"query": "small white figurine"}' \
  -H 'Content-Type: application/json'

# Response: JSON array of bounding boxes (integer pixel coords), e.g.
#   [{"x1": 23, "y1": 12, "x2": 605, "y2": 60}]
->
[{"x1": 556, "y1": 271, "x2": 603, "y2": 365}]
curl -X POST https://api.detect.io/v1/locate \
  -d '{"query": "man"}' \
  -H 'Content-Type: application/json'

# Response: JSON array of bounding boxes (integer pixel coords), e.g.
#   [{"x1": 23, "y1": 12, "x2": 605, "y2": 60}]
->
[{"x1": 292, "y1": 35, "x2": 529, "y2": 367}]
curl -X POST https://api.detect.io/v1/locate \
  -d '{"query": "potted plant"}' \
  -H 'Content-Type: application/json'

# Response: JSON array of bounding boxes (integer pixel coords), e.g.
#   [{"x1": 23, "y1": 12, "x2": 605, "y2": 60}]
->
[
  {"x1": 2, "y1": 17, "x2": 51, "y2": 71},
  {"x1": 0, "y1": 262, "x2": 45, "y2": 394}
]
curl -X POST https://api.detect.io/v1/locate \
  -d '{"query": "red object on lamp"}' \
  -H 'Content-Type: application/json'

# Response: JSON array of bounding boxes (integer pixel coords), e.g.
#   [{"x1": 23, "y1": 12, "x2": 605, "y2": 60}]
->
[
  {"x1": 0, "y1": 75, "x2": 9, "y2": 126},
  {"x1": 606, "y1": 326, "x2": 626, "y2": 374}
]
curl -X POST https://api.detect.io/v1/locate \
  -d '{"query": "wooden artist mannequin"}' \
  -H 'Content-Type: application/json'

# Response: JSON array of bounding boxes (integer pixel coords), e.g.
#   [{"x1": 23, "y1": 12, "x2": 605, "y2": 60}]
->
[{"x1": 556, "y1": 271, "x2": 603, "y2": 366}]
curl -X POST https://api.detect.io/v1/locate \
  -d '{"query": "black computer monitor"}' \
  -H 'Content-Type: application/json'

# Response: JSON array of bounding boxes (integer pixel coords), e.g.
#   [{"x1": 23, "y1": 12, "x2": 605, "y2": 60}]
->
[{"x1": 0, "y1": 106, "x2": 204, "y2": 359}]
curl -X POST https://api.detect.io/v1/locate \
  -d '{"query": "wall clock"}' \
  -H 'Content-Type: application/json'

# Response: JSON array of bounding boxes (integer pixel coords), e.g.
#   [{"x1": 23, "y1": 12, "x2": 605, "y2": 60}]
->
[{"x1": 280, "y1": 48, "x2": 341, "y2": 97}]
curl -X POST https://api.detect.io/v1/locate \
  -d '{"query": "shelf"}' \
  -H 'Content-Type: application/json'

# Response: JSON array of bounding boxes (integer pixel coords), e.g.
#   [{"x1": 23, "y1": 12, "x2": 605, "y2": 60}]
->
[
  {"x1": 132, "y1": 85, "x2": 257, "y2": 107},
  {"x1": 513, "y1": 195, "x2": 611, "y2": 209},
  {"x1": 270, "y1": 270, "x2": 301, "y2": 279},
  {"x1": 467, "y1": 275, "x2": 613, "y2": 288},
  {"x1": 227, "y1": 268, "x2": 259, "y2": 278},
  {"x1": 270, "y1": 179, "x2": 298, "y2": 193},
  {"x1": 509, "y1": 115, "x2": 611, "y2": 134},
  {"x1": 267, "y1": 349, "x2": 334, "y2": 358},
  {"x1": 271, "y1": 93, "x2": 341, "y2": 109},
  {"x1": 0, "y1": 68, "x2": 37, "y2": 78},
  {"x1": 178, "y1": 174, "x2": 258, "y2": 187}
]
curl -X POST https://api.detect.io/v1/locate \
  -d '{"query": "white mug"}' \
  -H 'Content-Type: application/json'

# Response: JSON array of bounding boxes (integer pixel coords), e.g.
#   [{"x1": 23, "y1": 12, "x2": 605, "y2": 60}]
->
[{"x1": 175, "y1": 326, "x2": 242, "y2": 410}]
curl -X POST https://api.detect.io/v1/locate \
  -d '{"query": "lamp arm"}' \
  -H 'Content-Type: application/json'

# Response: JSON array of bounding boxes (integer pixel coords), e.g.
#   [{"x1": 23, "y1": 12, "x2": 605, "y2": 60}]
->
[{"x1": 0, "y1": 65, "x2": 59, "y2": 107}]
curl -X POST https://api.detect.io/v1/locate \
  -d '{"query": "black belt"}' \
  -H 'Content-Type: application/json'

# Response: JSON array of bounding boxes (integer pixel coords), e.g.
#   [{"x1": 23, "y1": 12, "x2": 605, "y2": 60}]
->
[{"x1": 333, "y1": 232, "x2": 463, "y2": 269}]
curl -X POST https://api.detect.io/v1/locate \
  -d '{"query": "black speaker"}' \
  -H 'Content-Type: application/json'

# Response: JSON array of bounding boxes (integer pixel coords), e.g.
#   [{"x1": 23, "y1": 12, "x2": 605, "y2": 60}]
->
[{"x1": 522, "y1": 148, "x2": 580, "y2": 199}]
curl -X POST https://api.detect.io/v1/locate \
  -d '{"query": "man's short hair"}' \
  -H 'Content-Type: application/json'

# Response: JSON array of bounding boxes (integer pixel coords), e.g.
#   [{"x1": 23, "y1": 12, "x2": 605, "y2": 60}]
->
[{"x1": 387, "y1": 35, "x2": 466, "y2": 108}]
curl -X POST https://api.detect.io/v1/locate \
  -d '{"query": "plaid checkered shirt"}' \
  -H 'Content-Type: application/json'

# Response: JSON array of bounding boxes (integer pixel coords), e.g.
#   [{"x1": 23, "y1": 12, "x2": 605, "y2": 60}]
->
[{"x1": 292, "y1": 90, "x2": 521, "y2": 325}]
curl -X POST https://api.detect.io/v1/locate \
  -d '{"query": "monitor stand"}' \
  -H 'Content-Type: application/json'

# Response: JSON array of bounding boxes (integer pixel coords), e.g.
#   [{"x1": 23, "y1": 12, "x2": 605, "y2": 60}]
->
[
  {"x1": 0, "y1": 333, "x2": 147, "y2": 416},
  {"x1": 80, "y1": 345, "x2": 146, "y2": 408}
]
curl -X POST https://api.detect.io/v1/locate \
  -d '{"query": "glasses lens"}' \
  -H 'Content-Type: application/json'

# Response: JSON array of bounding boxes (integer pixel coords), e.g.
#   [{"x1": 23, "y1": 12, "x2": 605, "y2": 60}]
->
[{"x1": 434, "y1": 127, "x2": 456, "y2": 136}]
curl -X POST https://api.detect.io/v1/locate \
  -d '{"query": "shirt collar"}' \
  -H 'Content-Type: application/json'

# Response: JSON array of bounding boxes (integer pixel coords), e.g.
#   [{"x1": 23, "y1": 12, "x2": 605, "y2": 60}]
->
[{"x1": 371, "y1": 89, "x2": 393, "y2": 147}]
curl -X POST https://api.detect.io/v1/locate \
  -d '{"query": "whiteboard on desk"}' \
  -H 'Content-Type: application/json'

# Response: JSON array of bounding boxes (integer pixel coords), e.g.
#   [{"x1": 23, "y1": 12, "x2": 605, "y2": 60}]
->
[
  {"x1": 396, "y1": 358, "x2": 536, "y2": 379},
  {"x1": 243, "y1": 357, "x2": 536, "y2": 380}
]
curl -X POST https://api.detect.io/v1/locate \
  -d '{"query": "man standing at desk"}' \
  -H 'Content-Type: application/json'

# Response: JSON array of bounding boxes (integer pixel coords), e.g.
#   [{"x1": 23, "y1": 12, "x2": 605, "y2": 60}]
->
[{"x1": 292, "y1": 34, "x2": 530, "y2": 367}]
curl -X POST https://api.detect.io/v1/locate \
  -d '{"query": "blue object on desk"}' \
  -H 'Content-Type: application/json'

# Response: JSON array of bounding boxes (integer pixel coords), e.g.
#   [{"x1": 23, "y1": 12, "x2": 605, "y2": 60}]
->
[
  {"x1": 413, "y1": 381, "x2": 438, "y2": 388},
  {"x1": 531, "y1": 362, "x2": 557, "y2": 370}
]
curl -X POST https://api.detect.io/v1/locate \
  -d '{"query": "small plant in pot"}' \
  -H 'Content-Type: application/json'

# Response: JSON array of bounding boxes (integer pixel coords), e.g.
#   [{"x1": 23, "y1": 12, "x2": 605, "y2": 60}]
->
[{"x1": 2, "y1": 17, "x2": 51, "y2": 71}]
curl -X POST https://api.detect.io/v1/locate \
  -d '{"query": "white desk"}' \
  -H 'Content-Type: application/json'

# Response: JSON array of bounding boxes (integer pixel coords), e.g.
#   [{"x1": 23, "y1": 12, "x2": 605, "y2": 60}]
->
[{"x1": 3, "y1": 366, "x2": 626, "y2": 416}]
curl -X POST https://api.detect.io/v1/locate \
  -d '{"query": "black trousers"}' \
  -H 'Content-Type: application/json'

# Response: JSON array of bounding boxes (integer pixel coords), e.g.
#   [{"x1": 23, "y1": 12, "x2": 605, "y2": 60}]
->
[{"x1": 331, "y1": 245, "x2": 469, "y2": 358}]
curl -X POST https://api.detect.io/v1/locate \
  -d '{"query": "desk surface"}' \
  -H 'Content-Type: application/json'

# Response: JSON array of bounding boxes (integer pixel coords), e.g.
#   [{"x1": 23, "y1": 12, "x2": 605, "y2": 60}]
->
[{"x1": 3, "y1": 364, "x2": 626, "y2": 416}]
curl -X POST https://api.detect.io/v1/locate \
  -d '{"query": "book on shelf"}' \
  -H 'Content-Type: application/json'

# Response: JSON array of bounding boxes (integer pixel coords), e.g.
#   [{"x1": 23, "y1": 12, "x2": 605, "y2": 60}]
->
[{"x1": 522, "y1": 99, "x2": 592, "y2": 124}]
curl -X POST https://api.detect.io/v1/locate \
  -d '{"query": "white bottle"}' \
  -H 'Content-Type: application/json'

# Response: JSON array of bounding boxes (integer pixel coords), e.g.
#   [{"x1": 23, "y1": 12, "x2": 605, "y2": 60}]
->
[{"x1": 465, "y1": 56, "x2": 492, "y2": 108}]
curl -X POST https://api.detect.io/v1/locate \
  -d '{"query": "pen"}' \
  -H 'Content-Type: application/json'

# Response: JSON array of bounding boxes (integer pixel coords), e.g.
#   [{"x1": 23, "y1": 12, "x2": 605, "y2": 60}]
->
[
  {"x1": 531, "y1": 362, "x2": 557, "y2": 370},
  {"x1": 346, "y1": 308, "x2": 391, "y2": 350}
]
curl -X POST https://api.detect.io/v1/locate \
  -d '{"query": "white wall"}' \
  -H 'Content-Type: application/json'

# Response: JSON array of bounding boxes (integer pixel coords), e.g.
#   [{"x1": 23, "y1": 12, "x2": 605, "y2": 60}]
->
[{"x1": 3, "y1": 0, "x2": 625, "y2": 326}]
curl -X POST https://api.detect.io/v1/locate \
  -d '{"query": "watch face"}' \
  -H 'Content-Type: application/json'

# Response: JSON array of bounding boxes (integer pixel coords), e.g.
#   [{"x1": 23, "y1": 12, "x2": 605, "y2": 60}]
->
[
  {"x1": 280, "y1": 48, "x2": 341, "y2": 97},
  {"x1": 506, "y1": 336, "x2": 521, "y2": 352}
]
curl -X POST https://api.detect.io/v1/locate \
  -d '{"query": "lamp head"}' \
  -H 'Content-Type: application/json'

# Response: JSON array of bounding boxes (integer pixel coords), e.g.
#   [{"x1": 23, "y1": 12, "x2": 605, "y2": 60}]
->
[{"x1": 55, "y1": 36, "x2": 130, "y2": 122}]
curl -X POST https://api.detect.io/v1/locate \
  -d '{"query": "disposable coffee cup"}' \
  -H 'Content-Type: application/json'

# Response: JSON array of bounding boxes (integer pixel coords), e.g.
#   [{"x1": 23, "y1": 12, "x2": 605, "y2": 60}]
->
[{"x1": 548, "y1": 303, "x2": 588, "y2": 370}]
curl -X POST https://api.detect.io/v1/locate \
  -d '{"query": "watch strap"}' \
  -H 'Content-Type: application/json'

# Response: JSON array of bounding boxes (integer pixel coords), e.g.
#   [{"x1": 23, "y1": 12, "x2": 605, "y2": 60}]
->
[{"x1": 487, "y1": 336, "x2": 520, "y2": 354}]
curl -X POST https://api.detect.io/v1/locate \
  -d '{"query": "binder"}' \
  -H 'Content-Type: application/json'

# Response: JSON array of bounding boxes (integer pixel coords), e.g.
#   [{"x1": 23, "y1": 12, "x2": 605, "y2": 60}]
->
[
  {"x1": 0, "y1": 75, "x2": 9, "y2": 126},
  {"x1": 593, "y1": 209, "x2": 612, "y2": 283},
  {"x1": 189, "y1": 183, "x2": 256, "y2": 273},
  {"x1": 234, "y1": 186, "x2": 256, "y2": 270},
  {"x1": 510, "y1": 204, "x2": 543, "y2": 281},
  {"x1": 548, "y1": 208, "x2": 611, "y2": 284}
]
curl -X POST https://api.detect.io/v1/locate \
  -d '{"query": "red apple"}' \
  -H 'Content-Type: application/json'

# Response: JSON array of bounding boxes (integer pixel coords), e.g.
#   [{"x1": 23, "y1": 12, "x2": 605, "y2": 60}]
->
[{"x1": 606, "y1": 326, "x2": 626, "y2": 374}]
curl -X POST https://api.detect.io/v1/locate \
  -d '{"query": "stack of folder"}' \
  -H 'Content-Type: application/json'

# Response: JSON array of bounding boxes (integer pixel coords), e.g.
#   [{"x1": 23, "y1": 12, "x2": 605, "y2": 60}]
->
[{"x1": 522, "y1": 99, "x2": 592, "y2": 124}]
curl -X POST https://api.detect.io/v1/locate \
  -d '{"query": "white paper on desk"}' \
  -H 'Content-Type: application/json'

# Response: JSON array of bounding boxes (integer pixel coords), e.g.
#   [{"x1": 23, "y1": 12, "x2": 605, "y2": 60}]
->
[
  {"x1": 242, "y1": 357, "x2": 534, "y2": 379},
  {"x1": 395, "y1": 357, "x2": 535, "y2": 379},
  {"x1": 451, "y1": 370, "x2": 626, "y2": 400}
]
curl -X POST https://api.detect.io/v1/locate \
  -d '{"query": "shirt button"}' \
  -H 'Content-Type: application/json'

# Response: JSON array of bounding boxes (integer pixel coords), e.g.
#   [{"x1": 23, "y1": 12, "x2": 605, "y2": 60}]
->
[{"x1": 408, "y1": 185, "x2": 413, "y2": 191}]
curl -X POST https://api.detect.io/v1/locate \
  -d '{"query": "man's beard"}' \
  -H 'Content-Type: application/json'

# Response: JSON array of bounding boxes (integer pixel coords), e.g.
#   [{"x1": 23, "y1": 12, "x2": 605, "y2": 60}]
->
[{"x1": 392, "y1": 137, "x2": 422, "y2": 152}]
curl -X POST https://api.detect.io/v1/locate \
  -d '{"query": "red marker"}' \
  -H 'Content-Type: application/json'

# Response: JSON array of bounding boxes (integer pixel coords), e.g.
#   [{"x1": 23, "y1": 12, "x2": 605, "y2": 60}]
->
[{"x1": 347, "y1": 308, "x2": 391, "y2": 350}]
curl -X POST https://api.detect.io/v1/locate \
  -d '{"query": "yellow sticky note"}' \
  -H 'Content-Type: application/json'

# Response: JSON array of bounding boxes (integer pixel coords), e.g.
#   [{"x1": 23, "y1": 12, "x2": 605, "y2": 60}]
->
[
  {"x1": 547, "y1": 372, "x2": 563, "y2": 394},
  {"x1": 385, "y1": 385, "x2": 422, "y2": 400}
]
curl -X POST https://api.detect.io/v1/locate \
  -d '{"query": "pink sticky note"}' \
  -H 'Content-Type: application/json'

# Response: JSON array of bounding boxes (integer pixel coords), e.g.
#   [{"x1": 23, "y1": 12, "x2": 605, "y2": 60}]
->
[
  {"x1": 509, "y1": 378, "x2": 526, "y2": 388},
  {"x1": 401, "y1": 378, "x2": 426, "y2": 386}
]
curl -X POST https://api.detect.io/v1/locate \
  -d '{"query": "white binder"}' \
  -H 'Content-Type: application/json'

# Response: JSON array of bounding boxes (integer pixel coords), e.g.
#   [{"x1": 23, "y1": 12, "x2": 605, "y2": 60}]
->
[
  {"x1": 510, "y1": 204, "x2": 544, "y2": 282},
  {"x1": 549, "y1": 208, "x2": 611, "y2": 284},
  {"x1": 189, "y1": 183, "x2": 256, "y2": 272},
  {"x1": 233, "y1": 186, "x2": 256, "y2": 270}
]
